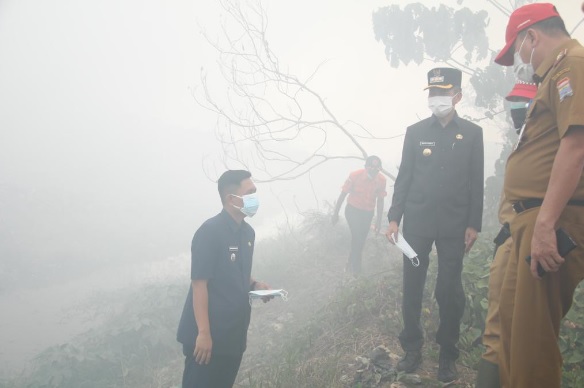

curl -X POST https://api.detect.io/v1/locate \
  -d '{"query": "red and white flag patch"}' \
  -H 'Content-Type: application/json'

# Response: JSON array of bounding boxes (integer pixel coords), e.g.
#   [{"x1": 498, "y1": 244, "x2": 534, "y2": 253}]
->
[{"x1": 557, "y1": 77, "x2": 574, "y2": 102}]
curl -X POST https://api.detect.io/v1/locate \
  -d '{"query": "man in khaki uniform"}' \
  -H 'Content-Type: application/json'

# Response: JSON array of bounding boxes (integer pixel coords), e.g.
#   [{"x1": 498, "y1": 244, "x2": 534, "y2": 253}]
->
[
  {"x1": 494, "y1": 3, "x2": 584, "y2": 387},
  {"x1": 475, "y1": 81, "x2": 536, "y2": 388}
]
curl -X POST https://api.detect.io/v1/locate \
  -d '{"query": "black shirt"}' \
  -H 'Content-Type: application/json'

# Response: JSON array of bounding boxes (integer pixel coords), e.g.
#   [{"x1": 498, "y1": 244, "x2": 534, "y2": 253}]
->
[
  {"x1": 387, "y1": 113, "x2": 484, "y2": 238},
  {"x1": 177, "y1": 210, "x2": 255, "y2": 355}
]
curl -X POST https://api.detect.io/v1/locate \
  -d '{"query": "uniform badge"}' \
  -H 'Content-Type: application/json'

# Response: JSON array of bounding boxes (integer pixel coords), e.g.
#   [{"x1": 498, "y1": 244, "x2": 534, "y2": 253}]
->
[
  {"x1": 456, "y1": 134, "x2": 463, "y2": 140},
  {"x1": 557, "y1": 77, "x2": 573, "y2": 102},
  {"x1": 229, "y1": 246, "x2": 238, "y2": 262},
  {"x1": 429, "y1": 68, "x2": 444, "y2": 84},
  {"x1": 423, "y1": 148, "x2": 432, "y2": 156},
  {"x1": 553, "y1": 49, "x2": 567, "y2": 67},
  {"x1": 419, "y1": 141, "x2": 435, "y2": 147}
]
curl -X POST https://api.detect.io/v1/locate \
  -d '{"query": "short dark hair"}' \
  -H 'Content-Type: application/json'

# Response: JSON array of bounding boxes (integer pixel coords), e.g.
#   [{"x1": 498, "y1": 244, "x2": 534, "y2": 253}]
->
[
  {"x1": 217, "y1": 170, "x2": 252, "y2": 204},
  {"x1": 518, "y1": 16, "x2": 570, "y2": 40},
  {"x1": 365, "y1": 155, "x2": 382, "y2": 168}
]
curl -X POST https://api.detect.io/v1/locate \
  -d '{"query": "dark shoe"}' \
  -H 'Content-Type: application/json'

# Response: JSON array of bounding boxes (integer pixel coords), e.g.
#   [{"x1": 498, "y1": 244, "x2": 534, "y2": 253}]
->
[
  {"x1": 438, "y1": 357, "x2": 458, "y2": 383},
  {"x1": 475, "y1": 358, "x2": 500, "y2": 388},
  {"x1": 396, "y1": 351, "x2": 422, "y2": 373}
]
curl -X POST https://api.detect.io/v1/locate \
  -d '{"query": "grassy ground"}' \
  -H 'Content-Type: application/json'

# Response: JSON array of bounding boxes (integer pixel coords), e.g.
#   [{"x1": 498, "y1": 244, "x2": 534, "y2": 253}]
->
[
  {"x1": 6, "y1": 211, "x2": 584, "y2": 387},
  {"x1": 236, "y1": 212, "x2": 479, "y2": 387}
]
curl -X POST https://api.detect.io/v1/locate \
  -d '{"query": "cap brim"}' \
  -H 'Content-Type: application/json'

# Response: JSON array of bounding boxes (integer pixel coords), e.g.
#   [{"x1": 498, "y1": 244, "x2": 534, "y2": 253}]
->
[
  {"x1": 506, "y1": 85, "x2": 537, "y2": 101},
  {"x1": 506, "y1": 92, "x2": 531, "y2": 101},
  {"x1": 423, "y1": 84, "x2": 453, "y2": 90},
  {"x1": 495, "y1": 39, "x2": 515, "y2": 66}
]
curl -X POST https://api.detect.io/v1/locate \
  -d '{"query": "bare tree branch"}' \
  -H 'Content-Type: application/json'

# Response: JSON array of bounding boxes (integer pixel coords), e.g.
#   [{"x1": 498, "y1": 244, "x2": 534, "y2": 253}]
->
[
  {"x1": 488, "y1": 0, "x2": 511, "y2": 16},
  {"x1": 195, "y1": 0, "x2": 401, "y2": 183}
]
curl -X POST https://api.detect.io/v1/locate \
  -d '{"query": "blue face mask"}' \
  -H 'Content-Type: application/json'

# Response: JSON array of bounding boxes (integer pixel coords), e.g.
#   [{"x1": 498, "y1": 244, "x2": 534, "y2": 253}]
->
[{"x1": 231, "y1": 193, "x2": 259, "y2": 217}]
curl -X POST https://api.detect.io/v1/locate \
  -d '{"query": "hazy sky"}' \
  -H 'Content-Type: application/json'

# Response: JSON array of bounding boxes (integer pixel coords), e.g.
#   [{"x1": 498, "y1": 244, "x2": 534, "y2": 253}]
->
[{"x1": 0, "y1": 0, "x2": 582, "y2": 281}]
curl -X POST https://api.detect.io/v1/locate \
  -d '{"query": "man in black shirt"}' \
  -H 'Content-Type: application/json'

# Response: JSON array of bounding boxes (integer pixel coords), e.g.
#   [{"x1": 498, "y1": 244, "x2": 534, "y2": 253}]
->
[
  {"x1": 386, "y1": 68, "x2": 484, "y2": 383},
  {"x1": 177, "y1": 170, "x2": 271, "y2": 388}
]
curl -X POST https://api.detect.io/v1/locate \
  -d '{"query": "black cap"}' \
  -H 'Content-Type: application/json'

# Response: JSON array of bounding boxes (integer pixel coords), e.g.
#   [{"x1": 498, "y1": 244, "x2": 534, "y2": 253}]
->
[{"x1": 424, "y1": 67, "x2": 462, "y2": 90}]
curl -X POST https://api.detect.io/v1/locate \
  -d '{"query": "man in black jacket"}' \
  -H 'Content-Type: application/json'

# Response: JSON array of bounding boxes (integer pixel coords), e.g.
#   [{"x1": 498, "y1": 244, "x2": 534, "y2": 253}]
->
[{"x1": 386, "y1": 68, "x2": 484, "y2": 383}]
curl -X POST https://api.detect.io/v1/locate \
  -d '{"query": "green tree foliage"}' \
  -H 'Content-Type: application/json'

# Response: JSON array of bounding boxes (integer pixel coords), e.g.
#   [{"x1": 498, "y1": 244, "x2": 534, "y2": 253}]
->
[
  {"x1": 372, "y1": 4, "x2": 489, "y2": 67},
  {"x1": 372, "y1": 2, "x2": 519, "y2": 112}
]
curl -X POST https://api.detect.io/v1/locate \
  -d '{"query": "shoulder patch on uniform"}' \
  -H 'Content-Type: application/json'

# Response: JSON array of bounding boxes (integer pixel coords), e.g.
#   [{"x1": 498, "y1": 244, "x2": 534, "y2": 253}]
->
[
  {"x1": 557, "y1": 77, "x2": 574, "y2": 102},
  {"x1": 553, "y1": 49, "x2": 568, "y2": 68},
  {"x1": 552, "y1": 67, "x2": 570, "y2": 81}
]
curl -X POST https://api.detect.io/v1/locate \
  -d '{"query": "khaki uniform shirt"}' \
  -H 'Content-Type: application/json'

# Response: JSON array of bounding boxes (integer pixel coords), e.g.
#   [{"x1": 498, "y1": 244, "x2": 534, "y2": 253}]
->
[
  {"x1": 505, "y1": 39, "x2": 584, "y2": 202},
  {"x1": 498, "y1": 192, "x2": 515, "y2": 225}
]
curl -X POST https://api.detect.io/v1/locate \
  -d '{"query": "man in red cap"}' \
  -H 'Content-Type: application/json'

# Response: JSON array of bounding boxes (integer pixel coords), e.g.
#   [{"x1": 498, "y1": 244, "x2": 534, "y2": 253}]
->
[
  {"x1": 506, "y1": 81, "x2": 538, "y2": 132},
  {"x1": 475, "y1": 80, "x2": 536, "y2": 388},
  {"x1": 494, "y1": 3, "x2": 584, "y2": 387}
]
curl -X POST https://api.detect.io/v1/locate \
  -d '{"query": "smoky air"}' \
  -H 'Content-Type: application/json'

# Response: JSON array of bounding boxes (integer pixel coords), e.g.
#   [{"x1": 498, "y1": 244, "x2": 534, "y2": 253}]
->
[{"x1": 1, "y1": 1, "x2": 583, "y2": 387}]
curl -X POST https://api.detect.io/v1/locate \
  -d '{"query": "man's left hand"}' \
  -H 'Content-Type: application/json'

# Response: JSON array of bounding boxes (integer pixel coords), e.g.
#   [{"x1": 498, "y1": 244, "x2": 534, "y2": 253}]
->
[
  {"x1": 253, "y1": 281, "x2": 274, "y2": 303},
  {"x1": 465, "y1": 227, "x2": 478, "y2": 253}
]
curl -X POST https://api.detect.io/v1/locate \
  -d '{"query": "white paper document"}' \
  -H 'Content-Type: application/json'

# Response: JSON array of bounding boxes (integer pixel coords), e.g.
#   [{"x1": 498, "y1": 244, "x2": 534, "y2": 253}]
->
[
  {"x1": 249, "y1": 289, "x2": 288, "y2": 301},
  {"x1": 390, "y1": 232, "x2": 420, "y2": 267}
]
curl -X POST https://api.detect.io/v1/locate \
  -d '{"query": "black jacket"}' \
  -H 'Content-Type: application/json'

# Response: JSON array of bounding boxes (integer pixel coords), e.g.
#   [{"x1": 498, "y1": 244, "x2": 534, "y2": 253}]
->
[
  {"x1": 177, "y1": 210, "x2": 254, "y2": 355},
  {"x1": 387, "y1": 113, "x2": 484, "y2": 238}
]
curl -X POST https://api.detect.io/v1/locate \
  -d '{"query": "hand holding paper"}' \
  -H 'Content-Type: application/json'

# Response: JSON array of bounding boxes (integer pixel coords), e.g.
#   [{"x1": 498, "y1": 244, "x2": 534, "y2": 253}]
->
[
  {"x1": 390, "y1": 232, "x2": 420, "y2": 267},
  {"x1": 249, "y1": 289, "x2": 289, "y2": 303}
]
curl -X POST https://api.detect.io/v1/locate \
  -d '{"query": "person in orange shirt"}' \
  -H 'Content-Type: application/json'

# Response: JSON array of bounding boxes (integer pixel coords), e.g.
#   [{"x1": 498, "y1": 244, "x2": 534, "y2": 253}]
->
[{"x1": 332, "y1": 156, "x2": 387, "y2": 275}]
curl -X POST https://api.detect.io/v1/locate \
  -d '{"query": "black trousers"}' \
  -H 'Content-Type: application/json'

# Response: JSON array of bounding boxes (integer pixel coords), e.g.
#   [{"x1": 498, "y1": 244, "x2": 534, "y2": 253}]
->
[
  {"x1": 344, "y1": 204, "x2": 374, "y2": 274},
  {"x1": 398, "y1": 233, "x2": 465, "y2": 360},
  {"x1": 182, "y1": 344, "x2": 243, "y2": 388}
]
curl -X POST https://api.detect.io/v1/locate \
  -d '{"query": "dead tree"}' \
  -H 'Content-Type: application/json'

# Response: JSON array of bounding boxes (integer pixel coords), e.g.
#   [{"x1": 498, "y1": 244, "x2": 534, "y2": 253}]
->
[{"x1": 196, "y1": 0, "x2": 398, "y2": 182}]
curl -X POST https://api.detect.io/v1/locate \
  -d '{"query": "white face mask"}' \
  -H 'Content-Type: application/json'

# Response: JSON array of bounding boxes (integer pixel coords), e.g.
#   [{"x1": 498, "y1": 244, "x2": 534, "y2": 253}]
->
[
  {"x1": 428, "y1": 93, "x2": 458, "y2": 118},
  {"x1": 513, "y1": 34, "x2": 535, "y2": 83},
  {"x1": 231, "y1": 193, "x2": 259, "y2": 217}
]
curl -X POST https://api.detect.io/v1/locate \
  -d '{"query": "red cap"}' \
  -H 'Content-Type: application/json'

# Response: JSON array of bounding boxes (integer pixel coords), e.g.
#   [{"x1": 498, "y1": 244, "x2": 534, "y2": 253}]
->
[
  {"x1": 495, "y1": 3, "x2": 560, "y2": 66},
  {"x1": 506, "y1": 80, "x2": 537, "y2": 101}
]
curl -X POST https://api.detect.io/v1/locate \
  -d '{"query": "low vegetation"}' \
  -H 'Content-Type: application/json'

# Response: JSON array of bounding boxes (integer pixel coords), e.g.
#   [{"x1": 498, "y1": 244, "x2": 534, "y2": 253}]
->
[{"x1": 2, "y1": 212, "x2": 584, "y2": 387}]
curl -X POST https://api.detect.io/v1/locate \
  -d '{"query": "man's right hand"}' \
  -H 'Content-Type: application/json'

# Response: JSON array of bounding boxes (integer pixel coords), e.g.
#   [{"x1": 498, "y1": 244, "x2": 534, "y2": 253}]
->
[
  {"x1": 194, "y1": 331, "x2": 213, "y2": 365},
  {"x1": 331, "y1": 213, "x2": 339, "y2": 225},
  {"x1": 385, "y1": 221, "x2": 399, "y2": 244}
]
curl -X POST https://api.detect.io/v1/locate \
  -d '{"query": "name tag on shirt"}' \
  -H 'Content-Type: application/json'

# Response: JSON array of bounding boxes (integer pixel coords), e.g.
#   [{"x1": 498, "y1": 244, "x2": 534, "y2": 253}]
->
[{"x1": 420, "y1": 141, "x2": 435, "y2": 147}]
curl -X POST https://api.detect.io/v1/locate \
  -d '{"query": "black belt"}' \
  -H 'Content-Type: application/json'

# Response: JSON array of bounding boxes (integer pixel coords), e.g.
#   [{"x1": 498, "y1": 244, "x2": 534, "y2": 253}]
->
[{"x1": 512, "y1": 198, "x2": 584, "y2": 214}]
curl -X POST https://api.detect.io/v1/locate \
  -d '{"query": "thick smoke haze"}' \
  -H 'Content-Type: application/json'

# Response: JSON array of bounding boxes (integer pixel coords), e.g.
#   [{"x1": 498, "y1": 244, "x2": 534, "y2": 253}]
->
[{"x1": 0, "y1": 0, "x2": 582, "y2": 378}]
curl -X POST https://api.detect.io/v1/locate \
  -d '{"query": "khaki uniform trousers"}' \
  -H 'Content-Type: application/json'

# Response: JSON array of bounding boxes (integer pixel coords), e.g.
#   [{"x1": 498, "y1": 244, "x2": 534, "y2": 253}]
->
[
  {"x1": 498, "y1": 206, "x2": 584, "y2": 388},
  {"x1": 482, "y1": 237, "x2": 512, "y2": 364}
]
